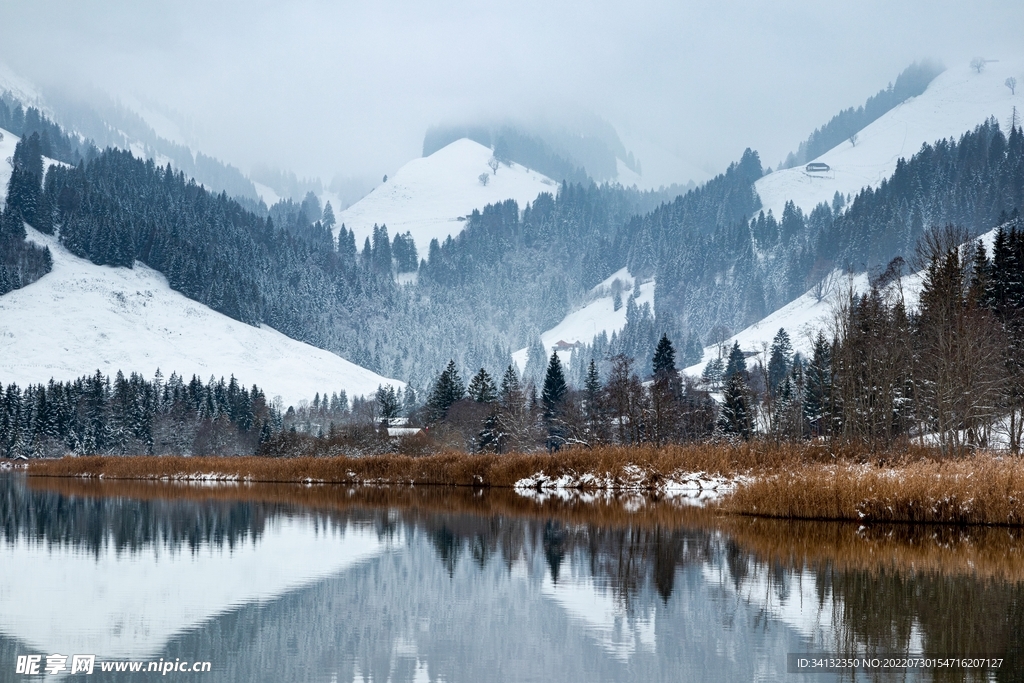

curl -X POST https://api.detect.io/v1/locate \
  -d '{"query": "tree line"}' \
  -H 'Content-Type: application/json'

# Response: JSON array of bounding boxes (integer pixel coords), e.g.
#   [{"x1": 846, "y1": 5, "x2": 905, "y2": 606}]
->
[{"x1": 0, "y1": 371, "x2": 279, "y2": 458}]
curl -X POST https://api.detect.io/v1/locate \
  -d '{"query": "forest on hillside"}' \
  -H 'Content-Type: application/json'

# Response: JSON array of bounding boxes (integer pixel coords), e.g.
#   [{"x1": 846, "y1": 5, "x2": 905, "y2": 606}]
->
[{"x1": 1, "y1": 90, "x2": 1022, "y2": 409}]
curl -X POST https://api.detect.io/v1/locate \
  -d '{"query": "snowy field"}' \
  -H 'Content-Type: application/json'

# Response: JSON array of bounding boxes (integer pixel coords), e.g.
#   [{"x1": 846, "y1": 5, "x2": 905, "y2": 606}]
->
[
  {"x1": 756, "y1": 59, "x2": 1024, "y2": 217},
  {"x1": 511, "y1": 268, "x2": 654, "y2": 370},
  {"x1": 337, "y1": 138, "x2": 559, "y2": 256},
  {"x1": 0, "y1": 228, "x2": 402, "y2": 406}
]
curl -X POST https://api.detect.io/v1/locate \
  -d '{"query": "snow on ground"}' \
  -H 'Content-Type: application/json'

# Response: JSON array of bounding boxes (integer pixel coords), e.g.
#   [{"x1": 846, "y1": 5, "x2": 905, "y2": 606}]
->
[
  {"x1": 0, "y1": 515, "x2": 385, "y2": 659},
  {"x1": 756, "y1": 58, "x2": 1024, "y2": 218},
  {"x1": 511, "y1": 268, "x2": 654, "y2": 370},
  {"x1": 251, "y1": 180, "x2": 281, "y2": 207},
  {"x1": 0, "y1": 227, "x2": 403, "y2": 407},
  {"x1": 614, "y1": 158, "x2": 644, "y2": 188},
  {"x1": 337, "y1": 138, "x2": 559, "y2": 257}
]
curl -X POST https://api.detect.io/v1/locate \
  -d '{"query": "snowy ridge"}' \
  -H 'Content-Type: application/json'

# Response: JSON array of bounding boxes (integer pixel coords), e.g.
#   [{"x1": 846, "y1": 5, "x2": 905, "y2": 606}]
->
[
  {"x1": 757, "y1": 58, "x2": 1024, "y2": 218},
  {"x1": 511, "y1": 268, "x2": 654, "y2": 370},
  {"x1": 0, "y1": 227, "x2": 403, "y2": 407},
  {"x1": 337, "y1": 138, "x2": 558, "y2": 256}
]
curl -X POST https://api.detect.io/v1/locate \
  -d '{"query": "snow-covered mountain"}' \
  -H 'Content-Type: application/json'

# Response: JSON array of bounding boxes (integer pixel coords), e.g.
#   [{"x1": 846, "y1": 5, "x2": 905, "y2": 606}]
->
[
  {"x1": 511, "y1": 268, "x2": 655, "y2": 370},
  {"x1": 0, "y1": 226, "x2": 402, "y2": 406},
  {"x1": 337, "y1": 138, "x2": 559, "y2": 256},
  {"x1": 670, "y1": 58, "x2": 1024, "y2": 376},
  {"x1": 757, "y1": 58, "x2": 1024, "y2": 217}
]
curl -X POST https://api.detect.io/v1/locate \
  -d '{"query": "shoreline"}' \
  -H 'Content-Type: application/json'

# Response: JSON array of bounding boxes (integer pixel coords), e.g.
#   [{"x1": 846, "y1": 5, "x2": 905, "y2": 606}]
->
[
  {"x1": 21, "y1": 445, "x2": 1024, "y2": 527},
  {"x1": 19, "y1": 474, "x2": 1024, "y2": 583}
]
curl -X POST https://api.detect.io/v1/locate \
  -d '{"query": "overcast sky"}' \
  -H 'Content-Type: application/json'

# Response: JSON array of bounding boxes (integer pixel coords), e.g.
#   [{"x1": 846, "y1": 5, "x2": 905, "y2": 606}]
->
[{"x1": 2, "y1": 0, "x2": 1022, "y2": 186}]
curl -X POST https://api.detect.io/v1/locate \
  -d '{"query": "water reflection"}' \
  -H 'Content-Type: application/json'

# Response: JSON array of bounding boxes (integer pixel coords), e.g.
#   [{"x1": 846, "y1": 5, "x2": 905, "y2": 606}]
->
[{"x1": 0, "y1": 474, "x2": 1021, "y2": 682}]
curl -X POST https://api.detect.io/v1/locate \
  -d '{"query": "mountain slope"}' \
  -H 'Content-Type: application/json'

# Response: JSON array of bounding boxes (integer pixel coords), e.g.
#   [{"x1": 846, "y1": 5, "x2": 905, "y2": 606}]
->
[
  {"x1": 757, "y1": 59, "x2": 1024, "y2": 217},
  {"x1": 337, "y1": 138, "x2": 559, "y2": 256},
  {"x1": 682, "y1": 225, "x2": 1008, "y2": 377},
  {"x1": 0, "y1": 227, "x2": 402, "y2": 406},
  {"x1": 511, "y1": 268, "x2": 654, "y2": 370}
]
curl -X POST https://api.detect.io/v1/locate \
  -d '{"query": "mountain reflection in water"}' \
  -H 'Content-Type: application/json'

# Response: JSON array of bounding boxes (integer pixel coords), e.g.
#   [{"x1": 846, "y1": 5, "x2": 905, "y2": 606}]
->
[{"x1": 0, "y1": 474, "x2": 1022, "y2": 682}]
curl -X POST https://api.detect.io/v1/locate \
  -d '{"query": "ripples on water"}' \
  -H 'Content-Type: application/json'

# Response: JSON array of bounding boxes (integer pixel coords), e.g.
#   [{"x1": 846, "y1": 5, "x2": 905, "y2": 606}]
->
[{"x1": 0, "y1": 474, "x2": 1022, "y2": 682}]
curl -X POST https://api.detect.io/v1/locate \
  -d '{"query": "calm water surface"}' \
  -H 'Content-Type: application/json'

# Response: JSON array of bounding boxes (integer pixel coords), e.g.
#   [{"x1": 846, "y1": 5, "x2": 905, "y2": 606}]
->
[{"x1": 0, "y1": 473, "x2": 1022, "y2": 682}]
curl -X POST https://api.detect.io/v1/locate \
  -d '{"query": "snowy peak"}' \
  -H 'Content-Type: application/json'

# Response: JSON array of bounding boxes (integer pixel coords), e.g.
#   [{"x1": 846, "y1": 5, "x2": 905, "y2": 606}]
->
[
  {"x1": 757, "y1": 58, "x2": 1024, "y2": 217},
  {"x1": 337, "y1": 138, "x2": 559, "y2": 257}
]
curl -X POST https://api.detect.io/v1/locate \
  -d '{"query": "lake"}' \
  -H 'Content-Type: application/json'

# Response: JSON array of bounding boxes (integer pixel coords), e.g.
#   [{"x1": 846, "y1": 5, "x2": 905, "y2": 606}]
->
[{"x1": 0, "y1": 473, "x2": 1021, "y2": 682}]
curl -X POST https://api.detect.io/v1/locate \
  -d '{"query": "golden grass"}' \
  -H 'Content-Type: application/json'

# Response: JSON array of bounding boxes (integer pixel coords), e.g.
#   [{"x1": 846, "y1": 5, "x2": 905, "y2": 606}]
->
[
  {"x1": 23, "y1": 442, "x2": 935, "y2": 484},
  {"x1": 724, "y1": 453, "x2": 1024, "y2": 526},
  {"x1": 26, "y1": 442, "x2": 1024, "y2": 527},
  {"x1": 25, "y1": 443, "x2": 762, "y2": 487}
]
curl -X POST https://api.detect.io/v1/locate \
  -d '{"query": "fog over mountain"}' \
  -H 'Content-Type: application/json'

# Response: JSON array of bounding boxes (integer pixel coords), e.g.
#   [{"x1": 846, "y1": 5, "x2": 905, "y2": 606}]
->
[{"x1": 2, "y1": 0, "x2": 1021, "y2": 187}]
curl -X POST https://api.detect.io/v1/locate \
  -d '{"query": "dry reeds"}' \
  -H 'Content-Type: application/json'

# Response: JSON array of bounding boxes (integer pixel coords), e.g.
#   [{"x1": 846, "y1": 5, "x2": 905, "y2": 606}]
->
[
  {"x1": 24, "y1": 442, "x2": 935, "y2": 484},
  {"x1": 723, "y1": 453, "x2": 1024, "y2": 526},
  {"x1": 25, "y1": 443, "x2": 767, "y2": 487},
  {"x1": 26, "y1": 443, "x2": 1024, "y2": 527}
]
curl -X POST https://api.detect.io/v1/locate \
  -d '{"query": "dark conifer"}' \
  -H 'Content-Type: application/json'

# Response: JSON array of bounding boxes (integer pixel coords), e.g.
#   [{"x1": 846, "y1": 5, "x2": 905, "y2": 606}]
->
[
  {"x1": 426, "y1": 360, "x2": 465, "y2": 422},
  {"x1": 467, "y1": 368, "x2": 497, "y2": 403},
  {"x1": 541, "y1": 352, "x2": 567, "y2": 416}
]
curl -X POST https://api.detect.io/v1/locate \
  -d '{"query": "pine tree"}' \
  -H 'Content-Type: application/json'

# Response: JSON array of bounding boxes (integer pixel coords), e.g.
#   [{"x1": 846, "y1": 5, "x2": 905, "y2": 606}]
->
[
  {"x1": 717, "y1": 372, "x2": 751, "y2": 439},
  {"x1": 767, "y1": 328, "x2": 793, "y2": 395},
  {"x1": 701, "y1": 357, "x2": 724, "y2": 389},
  {"x1": 376, "y1": 384, "x2": 400, "y2": 426},
  {"x1": 321, "y1": 201, "x2": 336, "y2": 230},
  {"x1": 650, "y1": 334, "x2": 681, "y2": 444},
  {"x1": 724, "y1": 342, "x2": 747, "y2": 380},
  {"x1": 583, "y1": 359, "x2": 605, "y2": 442},
  {"x1": 651, "y1": 334, "x2": 677, "y2": 379},
  {"x1": 500, "y1": 365, "x2": 521, "y2": 408},
  {"x1": 467, "y1": 368, "x2": 497, "y2": 403},
  {"x1": 541, "y1": 352, "x2": 567, "y2": 416},
  {"x1": 541, "y1": 352, "x2": 568, "y2": 450},
  {"x1": 806, "y1": 331, "x2": 831, "y2": 438},
  {"x1": 426, "y1": 360, "x2": 465, "y2": 422}
]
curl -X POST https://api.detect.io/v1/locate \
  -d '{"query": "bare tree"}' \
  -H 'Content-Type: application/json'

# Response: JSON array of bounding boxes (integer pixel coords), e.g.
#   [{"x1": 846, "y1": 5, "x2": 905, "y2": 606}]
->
[
  {"x1": 970, "y1": 58, "x2": 986, "y2": 74},
  {"x1": 488, "y1": 156, "x2": 499, "y2": 175},
  {"x1": 810, "y1": 267, "x2": 839, "y2": 303},
  {"x1": 848, "y1": 132, "x2": 858, "y2": 147},
  {"x1": 1006, "y1": 76, "x2": 1018, "y2": 95},
  {"x1": 478, "y1": 173, "x2": 490, "y2": 187}
]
